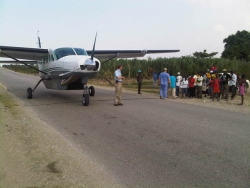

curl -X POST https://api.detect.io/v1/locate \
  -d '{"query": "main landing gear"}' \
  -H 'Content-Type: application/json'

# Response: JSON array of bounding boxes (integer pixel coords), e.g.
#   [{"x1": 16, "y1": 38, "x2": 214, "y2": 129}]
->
[
  {"x1": 27, "y1": 88, "x2": 33, "y2": 99},
  {"x1": 82, "y1": 84, "x2": 95, "y2": 106},
  {"x1": 26, "y1": 78, "x2": 49, "y2": 99}
]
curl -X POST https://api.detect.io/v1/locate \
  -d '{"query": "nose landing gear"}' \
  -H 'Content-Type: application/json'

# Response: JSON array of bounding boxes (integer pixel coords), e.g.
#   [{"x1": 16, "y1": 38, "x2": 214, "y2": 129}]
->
[{"x1": 82, "y1": 85, "x2": 95, "y2": 106}]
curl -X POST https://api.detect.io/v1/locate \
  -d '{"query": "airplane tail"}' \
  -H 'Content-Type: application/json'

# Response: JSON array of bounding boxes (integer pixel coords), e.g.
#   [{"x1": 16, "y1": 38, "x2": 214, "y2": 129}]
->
[{"x1": 37, "y1": 31, "x2": 41, "y2": 48}]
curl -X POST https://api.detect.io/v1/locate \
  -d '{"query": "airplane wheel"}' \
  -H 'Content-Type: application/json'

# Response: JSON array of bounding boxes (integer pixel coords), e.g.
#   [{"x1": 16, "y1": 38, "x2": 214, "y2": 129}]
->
[
  {"x1": 27, "y1": 88, "x2": 33, "y2": 99},
  {"x1": 82, "y1": 94, "x2": 89, "y2": 106},
  {"x1": 89, "y1": 86, "x2": 95, "y2": 96}
]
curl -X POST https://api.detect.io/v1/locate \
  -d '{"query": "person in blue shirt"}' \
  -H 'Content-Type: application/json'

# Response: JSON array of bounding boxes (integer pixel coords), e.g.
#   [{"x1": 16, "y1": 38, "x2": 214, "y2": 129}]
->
[
  {"x1": 158, "y1": 68, "x2": 170, "y2": 99},
  {"x1": 152, "y1": 71, "x2": 159, "y2": 87},
  {"x1": 114, "y1": 65, "x2": 125, "y2": 106},
  {"x1": 170, "y1": 72, "x2": 177, "y2": 99}
]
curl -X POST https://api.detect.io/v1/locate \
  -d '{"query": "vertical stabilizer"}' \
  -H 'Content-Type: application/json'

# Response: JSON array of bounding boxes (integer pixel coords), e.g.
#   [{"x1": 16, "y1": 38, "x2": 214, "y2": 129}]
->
[{"x1": 37, "y1": 31, "x2": 41, "y2": 48}]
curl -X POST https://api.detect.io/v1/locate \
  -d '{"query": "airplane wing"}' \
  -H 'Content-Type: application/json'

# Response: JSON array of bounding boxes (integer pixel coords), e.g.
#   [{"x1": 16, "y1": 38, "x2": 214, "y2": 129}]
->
[
  {"x1": 0, "y1": 60, "x2": 38, "y2": 64},
  {"x1": 87, "y1": 50, "x2": 180, "y2": 59},
  {"x1": 0, "y1": 46, "x2": 48, "y2": 61}
]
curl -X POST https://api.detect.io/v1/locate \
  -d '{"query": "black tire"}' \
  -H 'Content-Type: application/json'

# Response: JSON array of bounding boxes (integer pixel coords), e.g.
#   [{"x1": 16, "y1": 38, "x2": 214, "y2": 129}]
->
[
  {"x1": 82, "y1": 94, "x2": 89, "y2": 106},
  {"x1": 27, "y1": 88, "x2": 33, "y2": 99},
  {"x1": 89, "y1": 86, "x2": 95, "y2": 96}
]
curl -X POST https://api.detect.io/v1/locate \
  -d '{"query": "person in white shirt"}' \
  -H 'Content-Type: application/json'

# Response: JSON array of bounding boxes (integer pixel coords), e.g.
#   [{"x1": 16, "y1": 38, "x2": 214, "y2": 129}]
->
[
  {"x1": 230, "y1": 70, "x2": 237, "y2": 100},
  {"x1": 193, "y1": 73, "x2": 198, "y2": 97},
  {"x1": 196, "y1": 73, "x2": 203, "y2": 98},
  {"x1": 176, "y1": 72, "x2": 182, "y2": 97},
  {"x1": 202, "y1": 72, "x2": 208, "y2": 97},
  {"x1": 180, "y1": 76, "x2": 188, "y2": 99}
]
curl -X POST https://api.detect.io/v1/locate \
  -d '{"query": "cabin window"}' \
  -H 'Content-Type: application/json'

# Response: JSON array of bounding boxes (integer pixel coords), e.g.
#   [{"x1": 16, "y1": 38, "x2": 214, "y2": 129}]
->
[
  {"x1": 42, "y1": 56, "x2": 48, "y2": 63},
  {"x1": 49, "y1": 54, "x2": 54, "y2": 62}
]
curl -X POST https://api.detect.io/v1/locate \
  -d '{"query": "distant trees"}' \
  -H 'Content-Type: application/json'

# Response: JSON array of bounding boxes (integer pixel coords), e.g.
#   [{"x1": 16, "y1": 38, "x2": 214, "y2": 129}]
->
[
  {"x1": 193, "y1": 50, "x2": 218, "y2": 58},
  {"x1": 221, "y1": 30, "x2": 250, "y2": 61}
]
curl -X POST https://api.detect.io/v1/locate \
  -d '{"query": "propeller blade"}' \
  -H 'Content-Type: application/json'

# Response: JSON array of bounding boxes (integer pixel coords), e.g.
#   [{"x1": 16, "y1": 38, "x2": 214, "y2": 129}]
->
[{"x1": 91, "y1": 32, "x2": 97, "y2": 61}]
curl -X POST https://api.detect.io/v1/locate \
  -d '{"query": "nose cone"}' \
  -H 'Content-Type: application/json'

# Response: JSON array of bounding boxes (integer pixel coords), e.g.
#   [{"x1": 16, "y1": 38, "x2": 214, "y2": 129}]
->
[{"x1": 84, "y1": 58, "x2": 96, "y2": 70}]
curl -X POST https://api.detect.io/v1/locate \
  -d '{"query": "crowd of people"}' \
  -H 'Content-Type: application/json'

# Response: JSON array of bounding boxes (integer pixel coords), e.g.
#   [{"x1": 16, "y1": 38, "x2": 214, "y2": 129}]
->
[
  {"x1": 113, "y1": 64, "x2": 248, "y2": 106},
  {"x1": 155, "y1": 65, "x2": 249, "y2": 105}
]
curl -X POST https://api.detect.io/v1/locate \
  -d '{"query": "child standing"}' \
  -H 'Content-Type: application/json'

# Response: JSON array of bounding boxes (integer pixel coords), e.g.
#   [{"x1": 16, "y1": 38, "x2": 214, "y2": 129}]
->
[{"x1": 238, "y1": 74, "x2": 246, "y2": 105}]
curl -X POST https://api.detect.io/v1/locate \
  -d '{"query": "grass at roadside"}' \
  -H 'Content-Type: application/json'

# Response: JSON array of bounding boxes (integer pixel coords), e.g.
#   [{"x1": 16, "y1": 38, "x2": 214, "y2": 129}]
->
[{"x1": 0, "y1": 84, "x2": 110, "y2": 188}]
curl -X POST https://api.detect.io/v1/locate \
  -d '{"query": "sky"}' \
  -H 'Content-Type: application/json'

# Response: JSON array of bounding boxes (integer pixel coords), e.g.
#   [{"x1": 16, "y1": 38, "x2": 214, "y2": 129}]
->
[{"x1": 0, "y1": 0, "x2": 250, "y2": 59}]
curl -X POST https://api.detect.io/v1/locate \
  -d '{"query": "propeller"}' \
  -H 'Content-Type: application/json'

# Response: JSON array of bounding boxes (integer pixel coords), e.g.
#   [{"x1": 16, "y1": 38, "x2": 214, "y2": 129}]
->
[
  {"x1": 85, "y1": 33, "x2": 97, "y2": 70},
  {"x1": 91, "y1": 32, "x2": 97, "y2": 60}
]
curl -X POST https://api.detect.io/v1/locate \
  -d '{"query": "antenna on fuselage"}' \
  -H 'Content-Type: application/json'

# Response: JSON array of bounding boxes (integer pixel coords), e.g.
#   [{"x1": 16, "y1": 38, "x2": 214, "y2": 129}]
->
[
  {"x1": 91, "y1": 32, "x2": 97, "y2": 60},
  {"x1": 37, "y1": 31, "x2": 41, "y2": 48}
]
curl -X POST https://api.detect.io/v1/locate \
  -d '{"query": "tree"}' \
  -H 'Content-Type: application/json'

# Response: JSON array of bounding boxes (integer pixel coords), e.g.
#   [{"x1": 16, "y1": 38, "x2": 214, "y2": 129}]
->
[
  {"x1": 221, "y1": 30, "x2": 250, "y2": 61},
  {"x1": 193, "y1": 49, "x2": 218, "y2": 58}
]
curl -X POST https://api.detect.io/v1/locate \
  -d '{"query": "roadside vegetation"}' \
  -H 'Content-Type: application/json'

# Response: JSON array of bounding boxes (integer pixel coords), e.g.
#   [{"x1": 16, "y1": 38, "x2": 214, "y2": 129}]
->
[
  {"x1": 3, "y1": 56, "x2": 250, "y2": 79},
  {"x1": 98, "y1": 56, "x2": 250, "y2": 79}
]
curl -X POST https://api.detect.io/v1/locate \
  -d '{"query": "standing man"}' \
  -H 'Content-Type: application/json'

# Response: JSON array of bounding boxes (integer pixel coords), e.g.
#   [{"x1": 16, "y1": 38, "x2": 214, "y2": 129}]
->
[
  {"x1": 230, "y1": 70, "x2": 237, "y2": 100},
  {"x1": 170, "y1": 72, "x2": 177, "y2": 99},
  {"x1": 158, "y1": 68, "x2": 170, "y2": 100},
  {"x1": 176, "y1": 72, "x2": 182, "y2": 97},
  {"x1": 196, "y1": 72, "x2": 203, "y2": 98},
  {"x1": 152, "y1": 71, "x2": 159, "y2": 87},
  {"x1": 136, "y1": 70, "x2": 143, "y2": 94},
  {"x1": 114, "y1": 65, "x2": 125, "y2": 106},
  {"x1": 220, "y1": 69, "x2": 231, "y2": 100}
]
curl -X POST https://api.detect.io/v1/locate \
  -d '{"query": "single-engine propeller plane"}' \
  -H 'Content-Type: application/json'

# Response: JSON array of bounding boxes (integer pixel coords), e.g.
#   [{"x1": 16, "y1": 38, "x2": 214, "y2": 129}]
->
[{"x1": 0, "y1": 34, "x2": 180, "y2": 106}]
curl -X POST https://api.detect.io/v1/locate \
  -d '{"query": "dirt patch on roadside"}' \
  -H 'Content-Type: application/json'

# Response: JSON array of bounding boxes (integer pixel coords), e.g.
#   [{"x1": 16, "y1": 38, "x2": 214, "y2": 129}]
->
[{"x1": 0, "y1": 84, "x2": 120, "y2": 188}]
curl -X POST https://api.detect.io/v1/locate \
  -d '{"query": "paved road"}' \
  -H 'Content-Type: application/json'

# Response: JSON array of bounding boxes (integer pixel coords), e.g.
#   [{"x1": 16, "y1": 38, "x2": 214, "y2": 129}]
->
[{"x1": 1, "y1": 67, "x2": 250, "y2": 188}]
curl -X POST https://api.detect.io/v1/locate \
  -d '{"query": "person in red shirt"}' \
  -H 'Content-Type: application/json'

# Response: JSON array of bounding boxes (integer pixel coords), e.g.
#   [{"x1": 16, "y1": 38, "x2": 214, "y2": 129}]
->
[
  {"x1": 212, "y1": 74, "x2": 220, "y2": 101},
  {"x1": 188, "y1": 74, "x2": 195, "y2": 98},
  {"x1": 210, "y1": 64, "x2": 217, "y2": 73}
]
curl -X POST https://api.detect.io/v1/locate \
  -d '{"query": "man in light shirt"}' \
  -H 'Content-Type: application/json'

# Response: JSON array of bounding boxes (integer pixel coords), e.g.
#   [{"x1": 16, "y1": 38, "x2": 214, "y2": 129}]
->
[
  {"x1": 176, "y1": 72, "x2": 182, "y2": 97},
  {"x1": 114, "y1": 65, "x2": 125, "y2": 106},
  {"x1": 196, "y1": 73, "x2": 203, "y2": 98},
  {"x1": 158, "y1": 68, "x2": 170, "y2": 99},
  {"x1": 230, "y1": 70, "x2": 237, "y2": 100}
]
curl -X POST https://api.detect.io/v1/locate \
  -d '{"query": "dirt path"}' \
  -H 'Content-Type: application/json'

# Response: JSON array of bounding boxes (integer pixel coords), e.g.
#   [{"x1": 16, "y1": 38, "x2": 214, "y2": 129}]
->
[{"x1": 0, "y1": 84, "x2": 120, "y2": 188}]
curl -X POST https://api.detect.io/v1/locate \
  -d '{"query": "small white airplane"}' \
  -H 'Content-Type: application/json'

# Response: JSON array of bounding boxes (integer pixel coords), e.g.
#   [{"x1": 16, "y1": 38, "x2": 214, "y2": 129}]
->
[{"x1": 0, "y1": 34, "x2": 180, "y2": 106}]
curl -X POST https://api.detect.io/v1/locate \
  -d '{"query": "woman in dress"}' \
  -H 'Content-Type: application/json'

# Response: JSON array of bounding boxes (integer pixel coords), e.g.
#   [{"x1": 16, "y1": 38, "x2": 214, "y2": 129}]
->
[
  {"x1": 238, "y1": 74, "x2": 246, "y2": 105},
  {"x1": 212, "y1": 74, "x2": 220, "y2": 102}
]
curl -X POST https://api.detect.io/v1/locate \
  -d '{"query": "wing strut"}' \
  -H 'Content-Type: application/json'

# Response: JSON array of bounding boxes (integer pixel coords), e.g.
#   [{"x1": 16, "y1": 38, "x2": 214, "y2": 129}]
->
[
  {"x1": 97, "y1": 53, "x2": 120, "y2": 87},
  {"x1": 101, "y1": 53, "x2": 120, "y2": 64},
  {"x1": 0, "y1": 51, "x2": 50, "y2": 76}
]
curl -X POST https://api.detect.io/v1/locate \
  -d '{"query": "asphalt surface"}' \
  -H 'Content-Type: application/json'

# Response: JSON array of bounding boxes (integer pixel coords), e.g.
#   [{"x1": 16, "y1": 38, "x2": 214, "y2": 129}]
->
[{"x1": 1, "y1": 67, "x2": 250, "y2": 188}]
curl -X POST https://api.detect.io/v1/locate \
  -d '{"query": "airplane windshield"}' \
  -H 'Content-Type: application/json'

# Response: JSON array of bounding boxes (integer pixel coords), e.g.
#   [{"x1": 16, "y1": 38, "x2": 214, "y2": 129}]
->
[
  {"x1": 74, "y1": 48, "x2": 88, "y2": 56},
  {"x1": 54, "y1": 48, "x2": 76, "y2": 59},
  {"x1": 54, "y1": 47, "x2": 88, "y2": 59}
]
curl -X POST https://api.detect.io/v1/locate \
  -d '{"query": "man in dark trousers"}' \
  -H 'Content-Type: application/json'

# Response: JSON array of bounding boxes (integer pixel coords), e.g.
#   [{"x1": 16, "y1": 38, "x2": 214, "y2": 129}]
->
[
  {"x1": 220, "y1": 69, "x2": 231, "y2": 100},
  {"x1": 136, "y1": 70, "x2": 143, "y2": 94}
]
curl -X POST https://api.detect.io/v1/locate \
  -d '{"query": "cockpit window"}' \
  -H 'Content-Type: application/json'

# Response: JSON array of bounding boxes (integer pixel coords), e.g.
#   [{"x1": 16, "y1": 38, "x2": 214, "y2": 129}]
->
[
  {"x1": 54, "y1": 48, "x2": 76, "y2": 59},
  {"x1": 74, "y1": 48, "x2": 88, "y2": 56}
]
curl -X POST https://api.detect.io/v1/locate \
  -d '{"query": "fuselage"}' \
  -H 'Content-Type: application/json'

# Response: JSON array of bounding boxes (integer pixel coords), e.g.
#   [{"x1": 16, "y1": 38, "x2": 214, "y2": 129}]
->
[{"x1": 38, "y1": 47, "x2": 101, "y2": 90}]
